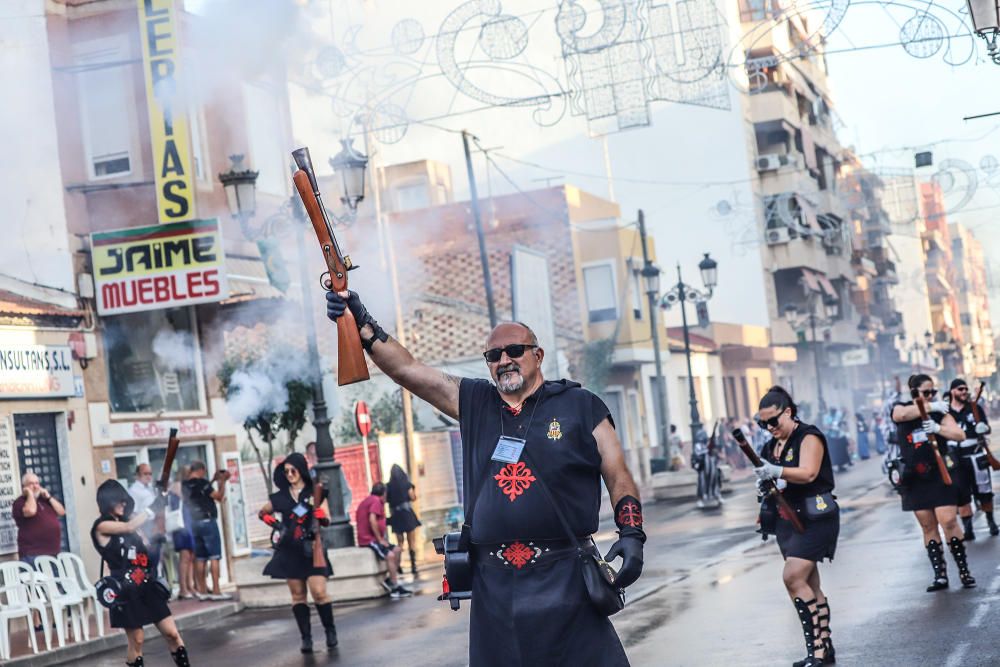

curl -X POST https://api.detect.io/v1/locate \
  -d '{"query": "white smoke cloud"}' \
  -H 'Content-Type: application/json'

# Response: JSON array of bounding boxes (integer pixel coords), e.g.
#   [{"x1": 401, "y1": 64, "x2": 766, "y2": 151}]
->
[
  {"x1": 152, "y1": 328, "x2": 197, "y2": 370},
  {"x1": 222, "y1": 342, "x2": 316, "y2": 425}
]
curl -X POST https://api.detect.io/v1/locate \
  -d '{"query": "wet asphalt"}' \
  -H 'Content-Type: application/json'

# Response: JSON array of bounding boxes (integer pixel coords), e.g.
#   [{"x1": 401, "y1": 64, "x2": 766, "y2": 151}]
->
[{"x1": 75, "y1": 457, "x2": 1000, "y2": 666}]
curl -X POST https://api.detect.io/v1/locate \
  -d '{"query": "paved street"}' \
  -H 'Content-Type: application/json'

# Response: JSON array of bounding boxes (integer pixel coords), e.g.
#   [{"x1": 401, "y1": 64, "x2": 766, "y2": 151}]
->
[{"x1": 76, "y1": 459, "x2": 1000, "y2": 666}]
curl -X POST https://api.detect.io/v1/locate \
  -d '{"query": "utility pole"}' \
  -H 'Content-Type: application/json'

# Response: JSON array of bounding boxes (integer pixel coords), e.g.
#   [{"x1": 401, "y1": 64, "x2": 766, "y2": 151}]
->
[
  {"x1": 462, "y1": 130, "x2": 498, "y2": 328},
  {"x1": 810, "y1": 311, "x2": 827, "y2": 414},
  {"x1": 676, "y1": 263, "x2": 704, "y2": 441},
  {"x1": 638, "y1": 210, "x2": 671, "y2": 462}
]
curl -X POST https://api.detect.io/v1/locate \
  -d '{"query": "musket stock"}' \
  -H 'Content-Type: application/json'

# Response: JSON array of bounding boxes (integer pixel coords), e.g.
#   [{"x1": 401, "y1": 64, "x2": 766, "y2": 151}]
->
[
  {"x1": 915, "y1": 398, "x2": 953, "y2": 485},
  {"x1": 970, "y1": 383, "x2": 1000, "y2": 471},
  {"x1": 732, "y1": 428, "x2": 805, "y2": 533},
  {"x1": 291, "y1": 147, "x2": 369, "y2": 386},
  {"x1": 154, "y1": 428, "x2": 180, "y2": 535}
]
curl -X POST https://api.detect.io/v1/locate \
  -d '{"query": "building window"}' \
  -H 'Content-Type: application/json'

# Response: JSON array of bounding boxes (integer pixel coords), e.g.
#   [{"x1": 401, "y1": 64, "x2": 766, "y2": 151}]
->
[
  {"x1": 394, "y1": 181, "x2": 430, "y2": 211},
  {"x1": 583, "y1": 264, "x2": 617, "y2": 323},
  {"x1": 243, "y1": 83, "x2": 288, "y2": 196},
  {"x1": 629, "y1": 266, "x2": 643, "y2": 320},
  {"x1": 74, "y1": 38, "x2": 136, "y2": 180},
  {"x1": 104, "y1": 307, "x2": 205, "y2": 414},
  {"x1": 189, "y1": 106, "x2": 210, "y2": 183}
]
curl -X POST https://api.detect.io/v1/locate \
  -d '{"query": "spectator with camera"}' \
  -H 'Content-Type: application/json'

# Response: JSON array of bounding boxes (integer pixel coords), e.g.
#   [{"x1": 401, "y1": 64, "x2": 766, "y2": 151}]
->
[{"x1": 182, "y1": 461, "x2": 231, "y2": 601}]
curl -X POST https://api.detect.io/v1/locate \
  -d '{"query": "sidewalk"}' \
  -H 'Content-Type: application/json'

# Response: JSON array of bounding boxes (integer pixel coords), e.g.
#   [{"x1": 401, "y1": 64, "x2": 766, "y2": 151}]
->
[{"x1": 7, "y1": 596, "x2": 242, "y2": 667}]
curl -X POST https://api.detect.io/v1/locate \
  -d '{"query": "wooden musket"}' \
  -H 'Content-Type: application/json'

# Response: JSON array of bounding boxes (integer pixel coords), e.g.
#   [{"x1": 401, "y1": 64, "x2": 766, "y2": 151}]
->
[
  {"x1": 154, "y1": 428, "x2": 179, "y2": 534},
  {"x1": 970, "y1": 383, "x2": 1000, "y2": 471},
  {"x1": 915, "y1": 397, "x2": 953, "y2": 485},
  {"x1": 312, "y1": 482, "x2": 326, "y2": 569},
  {"x1": 291, "y1": 146, "x2": 370, "y2": 386},
  {"x1": 732, "y1": 428, "x2": 805, "y2": 533}
]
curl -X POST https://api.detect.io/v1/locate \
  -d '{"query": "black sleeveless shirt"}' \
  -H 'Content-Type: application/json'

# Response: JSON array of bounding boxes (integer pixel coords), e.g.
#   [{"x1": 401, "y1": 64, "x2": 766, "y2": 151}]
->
[
  {"x1": 90, "y1": 514, "x2": 150, "y2": 575},
  {"x1": 762, "y1": 422, "x2": 835, "y2": 503}
]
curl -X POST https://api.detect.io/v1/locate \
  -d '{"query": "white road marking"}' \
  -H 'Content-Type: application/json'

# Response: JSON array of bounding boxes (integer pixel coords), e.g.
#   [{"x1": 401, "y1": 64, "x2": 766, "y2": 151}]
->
[
  {"x1": 945, "y1": 641, "x2": 970, "y2": 667},
  {"x1": 969, "y1": 603, "x2": 990, "y2": 627}
]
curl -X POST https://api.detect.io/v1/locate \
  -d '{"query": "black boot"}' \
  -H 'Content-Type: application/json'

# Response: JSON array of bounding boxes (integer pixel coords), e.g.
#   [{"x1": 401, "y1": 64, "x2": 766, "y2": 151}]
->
[
  {"x1": 792, "y1": 597, "x2": 825, "y2": 667},
  {"x1": 126, "y1": 658, "x2": 144, "y2": 667},
  {"x1": 171, "y1": 646, "x2": 190, "y2": 667},
  {"x1": 948, "y1": 537, "x2": 977, "y2": 588},
  {"x1": 316, "y1": 601, "x2": 338, "y2": 648},
  {"x1": 925, "y1": 540, "x2": 949, "y2": 592},
  {"x1": 986, "y1": 511, "x2": 999, "y2": 536},
  {"x1": 962, "y1": 515, "x2": 976, "y2": 541},
  {"x1": 409, "y1": 549, "x2": 418, "y2": 575},
  {"x1": 292, "y1": 603, "x2": 313, "y2": 653},
  {"x1": 816, "y1": 600, "x2": 835, "y2": 664}
]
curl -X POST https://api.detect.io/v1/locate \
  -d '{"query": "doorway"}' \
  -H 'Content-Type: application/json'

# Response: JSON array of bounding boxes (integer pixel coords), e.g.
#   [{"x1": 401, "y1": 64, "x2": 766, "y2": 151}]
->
[{"x1": 14, "y1": 413, "x2": 69, "y2": 552}]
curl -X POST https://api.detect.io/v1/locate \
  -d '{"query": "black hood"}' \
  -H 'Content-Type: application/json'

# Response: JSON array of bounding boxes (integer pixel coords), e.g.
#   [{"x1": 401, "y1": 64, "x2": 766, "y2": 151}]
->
[
  {"x1": 543, "y1": 379, "x2": 580, "y2": 396},
  {"x1": 96, "y1": 479, "x2": 134, "y2": 519},
  {"x1": 273, "y1": 452, "x2": 313, "y2": 491}
]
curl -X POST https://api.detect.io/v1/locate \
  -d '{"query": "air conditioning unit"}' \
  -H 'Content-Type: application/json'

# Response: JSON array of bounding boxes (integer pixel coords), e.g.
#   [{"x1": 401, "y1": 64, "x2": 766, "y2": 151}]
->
[
  {"x1": 766, "y1": 227, "x2": 791, "y2": 245},
  {"x1": 756, "y1": 153, "x2": 795, "y2": 172}
]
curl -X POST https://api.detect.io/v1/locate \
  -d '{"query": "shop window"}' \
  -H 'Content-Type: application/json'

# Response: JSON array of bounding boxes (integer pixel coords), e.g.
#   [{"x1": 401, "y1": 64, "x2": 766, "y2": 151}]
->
[
  {"x1": 74, "y1": 38, "x2": 137, "y2": 180},
  {"x1": 104, "y1": 307, "x2": 204, "y2": 414},
  {"x1": 583, "y1": 263, "x2": 618, "y2": 323}
]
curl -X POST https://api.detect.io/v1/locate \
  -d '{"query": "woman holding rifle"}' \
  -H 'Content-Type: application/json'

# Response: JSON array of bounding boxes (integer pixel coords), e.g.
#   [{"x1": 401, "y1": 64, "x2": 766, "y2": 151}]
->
[
  {"x1": 257, "y1": 452, "x2": 337, "y2": 653},
  {"x1": 751, "y1": 386, "x2": 839, "y2": 667},
  {"x1": 891, "y1": 374, "x2": 976, "y2": 591}
]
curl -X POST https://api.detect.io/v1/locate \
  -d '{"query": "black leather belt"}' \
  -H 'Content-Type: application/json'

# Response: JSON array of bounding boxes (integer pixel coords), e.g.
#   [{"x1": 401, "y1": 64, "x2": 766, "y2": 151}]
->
[{"x1": 471, "y1": 537, "x2": 588, "y2": 570}]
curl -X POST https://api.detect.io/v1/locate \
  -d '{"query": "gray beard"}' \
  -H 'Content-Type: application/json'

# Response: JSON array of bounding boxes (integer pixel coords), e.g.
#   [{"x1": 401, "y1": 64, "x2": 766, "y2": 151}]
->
[{"x1": 497, "y1": 371, "x2": 524, "y2": 394}]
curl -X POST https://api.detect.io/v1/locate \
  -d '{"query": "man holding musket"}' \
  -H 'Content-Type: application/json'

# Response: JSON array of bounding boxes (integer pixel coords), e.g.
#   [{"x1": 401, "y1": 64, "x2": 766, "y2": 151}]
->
[
  {"x1": 946, "y1": 378, "x2": 996, "y2": 539},
  {"x1": 326, "y1": 290, "x2": 643, "y2": 666}
]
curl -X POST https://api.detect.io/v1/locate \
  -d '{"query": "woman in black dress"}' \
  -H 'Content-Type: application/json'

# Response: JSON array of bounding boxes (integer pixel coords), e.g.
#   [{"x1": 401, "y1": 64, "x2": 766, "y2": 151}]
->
[
  {"x1": 891, "y1": 374, "x2": 975, "y2": 591},
  {"x1": 386, "y1": 464, "x2": 422, "y2": 575},
  {"x1": 258, "y1": 453, "x2": 337, "y2": 653},
  {"x1": 753, "y1": 387, "x2": 838, "y2": 667},
  {"x1": 91, "y1": 480, "x2": 189, "y2": 667}
]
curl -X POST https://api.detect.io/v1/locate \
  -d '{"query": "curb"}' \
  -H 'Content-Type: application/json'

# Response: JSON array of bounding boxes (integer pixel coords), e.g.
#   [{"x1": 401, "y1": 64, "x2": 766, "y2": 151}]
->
[{"x1": 8, "y1": 601, "x2": 243, "y2": 667}]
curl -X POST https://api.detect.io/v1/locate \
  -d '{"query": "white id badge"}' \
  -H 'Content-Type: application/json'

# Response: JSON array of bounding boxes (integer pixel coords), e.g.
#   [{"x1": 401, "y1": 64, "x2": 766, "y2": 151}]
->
[
  {"x1": 292, "y1": 503, "x2": 309, "y2": 518},
  {"x1": 912, "y1": 430, "x2": 928, "y2": 444},
  {"x1": 126, "y1": 546, "x2": 137, "y2": 561},
  {"x1": 492, "y1": 436, "x2": 526, "y2": 464}
]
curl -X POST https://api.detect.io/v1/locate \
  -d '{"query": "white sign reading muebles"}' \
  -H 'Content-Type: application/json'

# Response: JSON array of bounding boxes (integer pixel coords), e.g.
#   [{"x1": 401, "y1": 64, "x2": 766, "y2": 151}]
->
[
  {"x1": 0, "y1": 344, "x2": 75, "y2": 398},
  {"x1": 0, "y1": 417, "x2": 18, "y2": 555}
]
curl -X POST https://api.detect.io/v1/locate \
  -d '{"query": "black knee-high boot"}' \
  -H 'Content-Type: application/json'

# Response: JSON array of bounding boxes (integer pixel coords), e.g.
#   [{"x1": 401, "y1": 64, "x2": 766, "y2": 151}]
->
[
  {"x1": 292, "y1": 603, "x2": 313, "y2": 653},
  {"x1": 948, "y1": 537, "x2": 977, "y2": 588},
  {"x1": 409, "y1": 549, "x2": 418, "y2": 575},
  {"x1": 925, "y1": 539, "x2": 949, "y2": 592},
  {"x1": 792, "y1": 597, "x2": 824, "y2": 667},
  {"x1": 962, "y1": 515, "x2": 976, "y2": 541},
  {"x1": 126, "y1": 657, "x2": 144, "y2": 667},
  {"x1": 171, "y1": 645, "x2": 190, "y2": 667},
  {"x1": 816, "y1": 600, "x2": 834, "y2": 664},
  {"x1": 986, "y1": 510, "x2": 999, "y2": 536},
  {"x1": 316, "y1": 602, "x2": 338, "y2": 648}
]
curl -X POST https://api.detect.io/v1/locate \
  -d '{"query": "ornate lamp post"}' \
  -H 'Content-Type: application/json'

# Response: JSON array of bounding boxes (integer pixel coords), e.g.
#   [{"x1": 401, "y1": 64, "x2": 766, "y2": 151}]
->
[
  {"x1": 967, "y1": 0, "x2": 1000, "y2": 63},
  {"x1": 218, "y1": 145, "x2": 368, "y2": 548},
  {"x1": 783, "y1": 293, "x2": 838, "y2": 416},
  {"x1": 659, "y1": 253, "x2": 719, "y2": 444}
]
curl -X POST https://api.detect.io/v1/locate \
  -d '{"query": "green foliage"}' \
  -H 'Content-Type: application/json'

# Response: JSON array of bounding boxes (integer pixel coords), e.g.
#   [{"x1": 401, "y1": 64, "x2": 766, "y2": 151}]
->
[
  {"x1": 578, "y1": 337, "x2": 617, "y2": 394},
  {"x1": 334, "y1": 385, "x2": 423, "y2": 442}
]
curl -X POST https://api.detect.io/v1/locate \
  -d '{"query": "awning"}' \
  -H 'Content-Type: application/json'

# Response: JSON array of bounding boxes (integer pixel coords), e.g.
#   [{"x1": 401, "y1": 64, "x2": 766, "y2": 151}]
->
[
  {"x1": 221, "y1": 255, "x2": 286, "y2": 305},
  {"x1": 800, "y1": 268, "x2": 821, "y2": 293},
  {"x1": 816, "y1": 273, "x2": 838, "y2": 300}
]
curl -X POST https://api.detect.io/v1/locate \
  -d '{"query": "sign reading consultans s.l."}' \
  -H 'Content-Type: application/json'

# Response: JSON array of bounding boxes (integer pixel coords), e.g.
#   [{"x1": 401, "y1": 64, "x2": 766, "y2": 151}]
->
[
  {"x1": 91, "y1": 219, "x2": 228, "y2": 315},
  {"x1": 138, "y1": 0, "x2": 196, "y2": 223}
]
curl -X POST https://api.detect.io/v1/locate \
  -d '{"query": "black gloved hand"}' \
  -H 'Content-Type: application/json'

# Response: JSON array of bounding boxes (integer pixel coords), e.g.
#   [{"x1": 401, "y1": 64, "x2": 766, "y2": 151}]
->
[
  {"x1": 325, "y1": 290, "x2": 373, "y2": 326},
  {"x1": 605, "y1": 536, "x2": 643, "y2": 588}
]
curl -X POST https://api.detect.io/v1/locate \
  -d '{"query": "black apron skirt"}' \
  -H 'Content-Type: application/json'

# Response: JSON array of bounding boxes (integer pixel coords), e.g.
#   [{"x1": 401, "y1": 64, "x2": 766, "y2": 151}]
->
[
  {"x1": 109, "y1": 573, "x2": 171, "y2": 629},
  {"x1": 388, "y1": 506, "x2": 421, "y2": 534},
  {"x1": 775, "y1": 509, "x2": 840, "y2": 563},
  {"x1": 263, "y1": 543, "x2": 333, "y2": 580},
  {"x1": 469, "y1": 552, "x2": 629, "y2": 666},
  {"x1": 900, "y1": 475, "x2": 959, "y2": 512}
]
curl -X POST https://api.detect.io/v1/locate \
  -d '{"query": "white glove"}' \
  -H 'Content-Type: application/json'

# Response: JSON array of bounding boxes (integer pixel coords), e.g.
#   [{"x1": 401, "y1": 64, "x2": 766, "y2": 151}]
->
[
  {"x1": 754, "y1": 461, "x2": 784, "y2": 481},
  {"x1": 928, "y1": 400, "x2": 949, "y2": 414},
  {"x1": 756, "y1": 478, "x2": 787, "y2": 494},
  {"x1": 975, "y1": 422, "x2": 989, "y2": 435},
  {"x1": 922, "y1": 419, "x2": 941, "y2": 435}
]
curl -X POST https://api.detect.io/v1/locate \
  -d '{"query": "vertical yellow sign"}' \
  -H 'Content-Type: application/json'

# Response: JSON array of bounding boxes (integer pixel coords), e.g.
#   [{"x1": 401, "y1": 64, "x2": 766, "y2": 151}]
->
[{"x1": 138, "y1": 0, "x2": 196, "y2": 223}]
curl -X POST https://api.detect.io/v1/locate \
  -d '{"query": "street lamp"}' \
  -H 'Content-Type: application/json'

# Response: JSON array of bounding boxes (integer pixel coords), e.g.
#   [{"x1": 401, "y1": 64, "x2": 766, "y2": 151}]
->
[
  {"x1": 217, "y1": 148, "x2": 368, "y2": 548},
  {"x1": 328, "y1": 138, "x2": 369, "y2": 212},
  {"x1": 637, "y1": 210, "x2": 671, "y2": 468},
  {"x1": 784, "y1": 293, "x2": 838, "y2": 416},
  {"x1": 967, "y1": 0, "x2": 1000, "y2": 63},
  {"x1": 660, "y1": 253, "x2": 719, "y2": 445}
]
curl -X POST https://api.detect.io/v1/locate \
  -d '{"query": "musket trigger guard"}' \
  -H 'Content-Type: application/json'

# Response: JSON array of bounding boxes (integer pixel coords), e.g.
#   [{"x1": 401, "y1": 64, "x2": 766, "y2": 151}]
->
[{"x1": 319, "y1": 271, "x2": 333, "y2": 291}]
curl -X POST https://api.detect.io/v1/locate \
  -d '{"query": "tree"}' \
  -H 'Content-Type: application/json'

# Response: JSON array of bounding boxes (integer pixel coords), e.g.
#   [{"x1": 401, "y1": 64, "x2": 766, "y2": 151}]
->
[
  {"x1": 218, "y1": 351, "x2": 312, "y2": 494},
  {"x1": 334, "y1": 386, "x2": 423, "y2": 442}
]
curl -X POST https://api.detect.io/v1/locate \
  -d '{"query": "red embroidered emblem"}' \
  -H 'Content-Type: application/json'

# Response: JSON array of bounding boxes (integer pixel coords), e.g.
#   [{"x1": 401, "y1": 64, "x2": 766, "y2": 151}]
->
[
  {"x1": 502, "y1": 542, "x2": 534, "y2": 569},
  {"x1": 129, "y1": 568, "x2": 146, "y2": 585},
  {"x1": 132, "y1": 552, "x2": 149, "y2": 568},
  {"x1": 293, "y1": 525, "x2": 303, "y2": 540},
  {"x1": 495, "y1": 462, "x2": 536, "y2": 501},
  {"x1": 617, "y1": 502, "x2": 642, "y2": 528},
  {"x1": 915, "y1": 462, "x2": 929, "y2": 475}
]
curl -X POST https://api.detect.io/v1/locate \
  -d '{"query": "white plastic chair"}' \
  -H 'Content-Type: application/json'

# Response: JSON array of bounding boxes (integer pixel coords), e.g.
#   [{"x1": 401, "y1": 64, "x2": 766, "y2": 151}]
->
[
  {"x1": 58, "y1": 552, "x2": 105, "y2": 638},
  {"x1": 32, "y1": 556, "x2": 85, "y2": 646},
  {"x1": 0, "y1": 562, "x2": 47, "y2": 660}
]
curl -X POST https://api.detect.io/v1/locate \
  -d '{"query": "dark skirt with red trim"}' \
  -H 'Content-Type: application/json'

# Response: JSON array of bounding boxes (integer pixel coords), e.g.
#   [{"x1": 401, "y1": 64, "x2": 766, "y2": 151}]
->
[
  {"x1": 262, "y1": 542, "x2": 333, "y2": 580},
  {"x1": 469, "y1": 552, "x2": 630, "y2": 666},
  {"x1": 109, "y1": 582, "x2": 171, "y2": 629}
]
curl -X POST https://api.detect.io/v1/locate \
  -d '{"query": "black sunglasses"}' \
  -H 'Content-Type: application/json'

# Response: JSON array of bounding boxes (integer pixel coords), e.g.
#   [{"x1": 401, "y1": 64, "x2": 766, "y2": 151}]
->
[
  {"x1": 483, "y1": 344, "x2": 538, "y2": 363},
  {"x1": 756, "y1": 415, "x2": 782, "y2": 430},
  {"x1": 920, "y1": 389, "x2": 938, "y2": 398}
]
